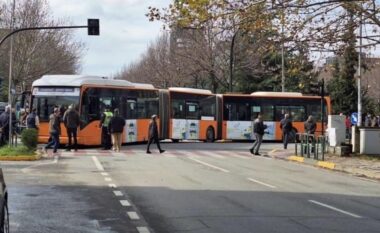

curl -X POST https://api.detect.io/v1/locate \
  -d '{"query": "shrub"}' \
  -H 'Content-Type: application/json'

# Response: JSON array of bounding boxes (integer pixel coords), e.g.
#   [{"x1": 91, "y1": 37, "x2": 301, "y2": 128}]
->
[{"x1": 21, "y1": 128, "x2": 38, "y2": 150}]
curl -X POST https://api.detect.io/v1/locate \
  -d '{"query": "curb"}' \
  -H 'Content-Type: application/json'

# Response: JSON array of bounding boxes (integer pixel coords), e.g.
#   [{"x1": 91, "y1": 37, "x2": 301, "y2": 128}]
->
[
  {"x1": 0, "y1": 153, "x2": 41, "y2": 161},
  {"x1": 286, "y1": 155, "x2": 336, "y2": 170}
]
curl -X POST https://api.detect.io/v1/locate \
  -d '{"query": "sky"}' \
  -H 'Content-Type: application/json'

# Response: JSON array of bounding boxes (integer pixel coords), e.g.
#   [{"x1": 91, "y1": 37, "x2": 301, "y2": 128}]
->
[{"x1": 48, "y1": 0, "x2": 171, "y2": 77}]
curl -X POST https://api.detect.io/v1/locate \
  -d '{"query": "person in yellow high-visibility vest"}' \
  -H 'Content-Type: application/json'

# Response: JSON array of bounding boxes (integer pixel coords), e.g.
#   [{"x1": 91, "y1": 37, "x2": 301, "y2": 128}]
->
[{"x1": 99, "y1": 106, "x2": 113, "y2": 150}]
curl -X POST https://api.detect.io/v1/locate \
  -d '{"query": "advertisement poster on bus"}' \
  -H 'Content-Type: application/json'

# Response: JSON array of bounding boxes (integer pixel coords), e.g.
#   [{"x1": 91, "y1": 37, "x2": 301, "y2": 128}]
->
[
  {"x1": 226, "y1": 121, "x2": 276, "y2": 140},
  {"x1": 172, "y1": 119, "x2": 199, "y2": 140},
  {"x1": 262, "y1": 121, "x2": 275, "y2": 140},
  {"x1": 125, "y1": 120, "x2": 137, "y2": 142},
  {"x1": 172, "y1": 119, "x2": 187, "y2": 139},
  {"x1": 186, "y1": 120, "x2": 199, "y2": 139},
  {"x1": 226, "y1": 121, "x2": 253, "y2": 140}
]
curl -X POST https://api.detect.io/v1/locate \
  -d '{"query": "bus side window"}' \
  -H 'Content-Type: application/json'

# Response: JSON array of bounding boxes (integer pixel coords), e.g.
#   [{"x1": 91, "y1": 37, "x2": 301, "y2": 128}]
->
[
  {"x1": 126, "y1": 99, "x2": 137, "y2": 119},
  {"x1": 172, "y1": 99, "x2": 185, "y2": 119},
  {"x1": 186, "y1": 102, "x2": 199, "y2": 120}
]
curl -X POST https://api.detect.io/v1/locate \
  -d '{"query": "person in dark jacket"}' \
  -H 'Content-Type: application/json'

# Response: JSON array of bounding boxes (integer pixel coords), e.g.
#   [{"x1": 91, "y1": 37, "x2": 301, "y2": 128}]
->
[
  {"x1": 63, "y1": 104, "x2": 81, "y2": 151},
  {"x1": 250, "y1": 114, "x2": 266, "y2": 156},
  {"x1": 99, "y1": 106, "x2": 113, "y2": 150},
  {"x1": 280, "y1": 113, "x2": 293, "y2": 149},
  {"x1": 0, "y1": 106, "x2": 10, "y2": 144},
  {"x1": 44, "y1": 108, "x2": 61, "y2": 154},
  {"x1": 109, "y1": 108, "x2": 125, "y2": 152},
  {"x1": 146, "y1": 114, "x2": 165, "y2": 154},
  {"x1": 304, "y1": 115, "x2": 316, "y2": 134},
  {"x1": 26, "y1": 108, "x2": 39, "y2": 129}
]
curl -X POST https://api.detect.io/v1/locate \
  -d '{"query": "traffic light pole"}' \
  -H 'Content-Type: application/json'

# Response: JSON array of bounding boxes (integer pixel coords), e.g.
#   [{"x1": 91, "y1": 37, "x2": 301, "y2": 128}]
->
[{"x1": 0, "y1": 20, "x2": 99, "y2": 147}]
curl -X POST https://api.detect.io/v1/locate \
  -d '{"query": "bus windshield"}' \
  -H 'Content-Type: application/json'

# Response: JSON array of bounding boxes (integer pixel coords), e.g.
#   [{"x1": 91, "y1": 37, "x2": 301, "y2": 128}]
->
[{"x1": 32, "y1": 96, "x2": 79, "y2": 121}]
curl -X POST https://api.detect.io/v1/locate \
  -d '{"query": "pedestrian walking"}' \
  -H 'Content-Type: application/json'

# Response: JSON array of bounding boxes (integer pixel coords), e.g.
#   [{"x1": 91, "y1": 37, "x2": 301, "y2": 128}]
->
[
  {"x1": 345, "y1": 115, "x2": 352, "y2": 139},
  {"x1": 249, "y1": 114, "x2": 266, "y2": 156},
  {"x1": 304, "y1": 115, "x2": 316, "y2": 135},
  {"x1": 109, "y1": 109, "x2": 125, "y2": 152},
  {"x1": 0, "y1": 106, "x2": 11, "y2": 145},
  {"x1": 99, "y1": 106, "x2": 113, "y2": 150},
  {"x1": 146, "y1": 114, "x2": 165, "y2": 154},
  {"x1": 26, "y1": 108, "x2": 39, "y2": 129},
  {"x1": 364, "y1": 113, "x2": 371, "y2": 127},
  {"x1": 63, "y1": 104, "x2": 80, "y2": 151},
  {"x1": 44, "y1": 108, "x2": 61, "y2": 154},
  {"x1": 280, "y1": 113, "x2": 293, "y2": 149},
  {"x1": 371, "y1": 115, "x2": 378, "y2": 127}
]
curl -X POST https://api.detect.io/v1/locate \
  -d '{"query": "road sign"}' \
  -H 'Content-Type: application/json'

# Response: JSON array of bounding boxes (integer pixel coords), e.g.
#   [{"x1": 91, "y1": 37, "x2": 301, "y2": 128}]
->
[{"x1": 351, "y1": 112, "x2": 358, "y2": 125}]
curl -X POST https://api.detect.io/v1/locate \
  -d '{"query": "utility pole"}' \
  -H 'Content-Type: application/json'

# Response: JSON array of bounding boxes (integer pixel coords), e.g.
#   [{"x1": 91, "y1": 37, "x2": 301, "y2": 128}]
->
[
  {"x1": 8, "y1": 0, "x2": 16, "y2": 146},
  {"x1": 357, "y1": 8, "x2": 362, "y2": 127},
  {"x1": 281, "y1": 6, "x2": 285, "y2": 92}
]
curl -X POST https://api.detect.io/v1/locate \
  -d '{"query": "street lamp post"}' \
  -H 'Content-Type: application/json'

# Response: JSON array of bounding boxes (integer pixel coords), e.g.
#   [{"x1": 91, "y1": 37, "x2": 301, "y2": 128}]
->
[{"x1": 8, "y1": 0, "x2": 16, "y2": 146}]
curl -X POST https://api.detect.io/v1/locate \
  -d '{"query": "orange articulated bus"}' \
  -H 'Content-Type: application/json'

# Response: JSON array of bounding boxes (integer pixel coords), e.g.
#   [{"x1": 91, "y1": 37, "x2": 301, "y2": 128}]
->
[
  {"x1": 31, "y1": 75, "x2": 159, "y2": 145},
  {"x1": 220, "y1": 92, "x2": 331, "y2": 141},
  {"x1": 159, "y1": 87, "x2": 218, "y2": 142}
]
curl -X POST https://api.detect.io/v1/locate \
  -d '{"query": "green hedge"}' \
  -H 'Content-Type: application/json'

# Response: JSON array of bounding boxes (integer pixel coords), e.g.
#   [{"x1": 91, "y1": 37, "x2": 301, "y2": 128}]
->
[{"x1": 21, "y1": 128, "x2": 38, "y2": 150}]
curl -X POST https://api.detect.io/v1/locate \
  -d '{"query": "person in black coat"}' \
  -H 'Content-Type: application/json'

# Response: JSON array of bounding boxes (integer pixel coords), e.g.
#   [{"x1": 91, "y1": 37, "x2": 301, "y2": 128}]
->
[
  {"x1": 0, "y1": 106, "x2": 10, "y2": 144},
  {"x1": 304, "y1": 115, "x2": 316, "y2": 134},
  {"x1": 109, "y1": 108, "x2": 125, "y2": 152},
  {"x1": 250, "y1": 114, "x2": 266, "y2": 156},
  {"x1": 146, "y1": 115, "x2": 165, "y2": 154},
  {"x1": 280, "y1": 113, "x2": 293, "y2": 149}
]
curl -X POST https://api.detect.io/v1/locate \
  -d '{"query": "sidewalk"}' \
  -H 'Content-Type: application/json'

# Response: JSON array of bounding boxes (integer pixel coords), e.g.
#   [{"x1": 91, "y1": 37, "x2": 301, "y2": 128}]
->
[{"x1": 267, "y1": 146, "x2": 380, "y2": 181}]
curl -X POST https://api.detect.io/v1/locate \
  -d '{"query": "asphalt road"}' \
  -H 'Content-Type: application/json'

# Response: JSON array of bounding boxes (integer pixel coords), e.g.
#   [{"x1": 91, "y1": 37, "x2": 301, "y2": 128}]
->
[{"x1": 2, "y1": 142, "x2": 380, "y2": 233}]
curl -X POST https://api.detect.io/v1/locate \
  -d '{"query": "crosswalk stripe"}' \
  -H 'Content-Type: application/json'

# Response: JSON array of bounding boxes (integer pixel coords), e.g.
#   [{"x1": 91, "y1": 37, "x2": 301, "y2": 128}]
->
[{"x1": 195, "y1": 150, "x2": 225, "y2": 159}]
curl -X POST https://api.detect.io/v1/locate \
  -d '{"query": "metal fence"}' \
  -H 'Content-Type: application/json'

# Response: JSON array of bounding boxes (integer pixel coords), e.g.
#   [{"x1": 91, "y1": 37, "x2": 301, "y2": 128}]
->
[{"x1": 295, "y1": 133, "x2": 328, "y2": 161}]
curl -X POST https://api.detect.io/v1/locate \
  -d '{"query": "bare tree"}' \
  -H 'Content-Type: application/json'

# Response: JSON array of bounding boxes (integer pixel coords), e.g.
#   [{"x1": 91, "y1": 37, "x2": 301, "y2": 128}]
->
[{"x1": 0, "y1": 0, "x2": 84, "y2": 99}]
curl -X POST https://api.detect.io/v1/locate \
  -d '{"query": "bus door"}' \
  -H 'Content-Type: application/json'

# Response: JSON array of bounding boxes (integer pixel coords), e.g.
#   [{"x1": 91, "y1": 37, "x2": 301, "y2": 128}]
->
[{"x1": 125, "y1": 98, "x2": 138, "y2": 143}]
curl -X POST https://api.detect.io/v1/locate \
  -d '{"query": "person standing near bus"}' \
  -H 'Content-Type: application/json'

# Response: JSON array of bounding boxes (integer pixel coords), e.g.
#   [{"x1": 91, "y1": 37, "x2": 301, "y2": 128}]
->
[
  {"x1": 146, "y1": 114, "x2": 165, "y2": 154},
  {"x1": 250, "y1": 114, "x2": 266, "y2": 156},
  {"x1": 304, "y1": 115, "x2": 316, "y2": 135},
  {"x1": 109, "y1": 108, "x2": 125, "y2": 152},
  {"x1": 63, "y1": 104, "x2": 80, "y2": 151},
  {"x1": 99, "y1": 106, "x2": 113, "y2": 150},
  {"x1": 0, "y1": 106, "x2": 11, "y2": 144},
  {"x1": 26, "y1": 108, "x2": 39, "y2": 129},
  {"x1": 44, "y1": 108, "x2": 61, "y2": 154},
  {"x1": 280, "y1": 113, "x2": 293, "y2": 149}
]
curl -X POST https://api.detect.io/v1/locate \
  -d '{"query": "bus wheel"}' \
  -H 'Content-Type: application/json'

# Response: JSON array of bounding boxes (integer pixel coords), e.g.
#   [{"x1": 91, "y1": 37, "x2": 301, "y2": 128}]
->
[
  {"x1": 206, "y1": 127, "x2": 215, "y2": 142},
  {"x1": 172, "y1": 139, "x2": 179, "y2": 143}
]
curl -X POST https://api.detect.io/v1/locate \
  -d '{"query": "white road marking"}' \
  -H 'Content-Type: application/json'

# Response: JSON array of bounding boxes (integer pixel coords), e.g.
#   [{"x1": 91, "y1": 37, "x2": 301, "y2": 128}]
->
[
  {"x1": 53, "y1": 155, "x2": 59, "y2": 163},
  {"x1": 308, "y1": 200, "x2": 362, "y2": 218},
  {"x1": 113, "y1": 191, "x2": 123, "y2": 196},
  {"x1": 230, "y1": 154, "x2": 249, "y2": 159},
  {"x1": 105, "y1": 177, "x2": 112, "y2": 182},
  {"x1": 120, "y1": 200, "x2": 131, "y2": 206},
  {"x1": 108, "y1": 183, "x2": 118, "y2": 188},
  {"x1": 197, "y1": 151, "x2": 225, "y2": 159},
  {"x1": 127, "y1": 211, "x2": 140, "y2": 220},
  {"x1": 92, "y1": 156, "x2": 104, "y2": 171},
  {"x1": 188, "y1": 157, "x2": 230, "y2": 173},
  {"x1": 101, "y1": 172, "x2": 109, "y2": 176},
  {"x1": 137, "y1": 226, "x2": 150, "y2": 233},
  {"x1": 247, "y1": 178, "x2": 277, "y2": 189}
]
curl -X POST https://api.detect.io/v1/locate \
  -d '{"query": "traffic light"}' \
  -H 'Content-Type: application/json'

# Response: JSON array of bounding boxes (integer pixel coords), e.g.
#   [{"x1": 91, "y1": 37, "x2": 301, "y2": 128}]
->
[
  {"x1": 88, "y1": 19, "x2": 99, "y2": 36},
  {"x1": 309, "y1": 82, "x2": 321, "y2": 96}
]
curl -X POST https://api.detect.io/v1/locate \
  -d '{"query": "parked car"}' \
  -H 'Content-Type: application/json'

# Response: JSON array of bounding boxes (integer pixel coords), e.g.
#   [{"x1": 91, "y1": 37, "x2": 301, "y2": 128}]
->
[{"x1": 0, "y1": 168, "x2": 9, "y2": 233}]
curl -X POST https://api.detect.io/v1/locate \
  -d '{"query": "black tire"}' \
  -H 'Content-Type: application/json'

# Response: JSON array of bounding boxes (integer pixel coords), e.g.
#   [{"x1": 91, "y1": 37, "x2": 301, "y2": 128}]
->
[
  {"x1": 1, "y1": 202, "x2": 9, "y2": 233},
  {"x1": 171, "y1": 139, "x2": 179, "y2": 143},
  {"x1": 206, "y1": 127, "x2": 215, "y2": 142}
]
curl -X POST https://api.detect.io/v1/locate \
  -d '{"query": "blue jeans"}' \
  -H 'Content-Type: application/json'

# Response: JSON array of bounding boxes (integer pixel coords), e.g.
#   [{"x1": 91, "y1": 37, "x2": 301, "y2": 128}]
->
[
  {"x1": 251, "y1": 133, "x2": 263, "y2": 154},
  {"x1": 45, "y1": 132, "x2": 60, "y2": 153}
]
